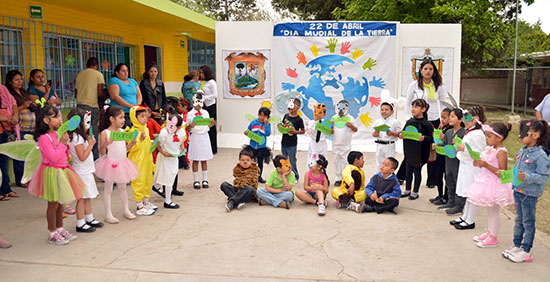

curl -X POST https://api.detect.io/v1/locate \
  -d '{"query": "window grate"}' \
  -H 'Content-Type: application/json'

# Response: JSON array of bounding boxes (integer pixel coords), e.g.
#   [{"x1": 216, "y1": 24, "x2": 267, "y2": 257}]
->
[
  {"x1": 187, "y1": 38, "x2": 215, "y2": 74},
  {"x1": 0, "y1": 16, "x2": 38, "y2": 86}
]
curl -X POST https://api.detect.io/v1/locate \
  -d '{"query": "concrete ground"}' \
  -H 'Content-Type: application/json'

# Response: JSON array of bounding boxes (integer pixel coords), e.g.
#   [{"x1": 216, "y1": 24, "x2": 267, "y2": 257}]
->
[{"x1": 0, "y1": 149, "x2": 549, "y2": 281}]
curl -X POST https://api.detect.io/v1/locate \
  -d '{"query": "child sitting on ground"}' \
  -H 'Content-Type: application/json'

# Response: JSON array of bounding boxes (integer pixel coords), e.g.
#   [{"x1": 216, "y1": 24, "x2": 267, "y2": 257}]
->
[
  {"x1": 356, "y1": 157, "x2": 401, "y2": 214},
  {"x1": 220, "y1": 146, "x2": 260, "y2": 212},
  {"x1": 296, "y1": 154, "x2": 329, "y2": 216},
  {"x1": 332, "y1": 151, "x2": 366, "y2": 210},
  {"x1": 257, "y1": 155, "x2": 296, "y2": 209}
]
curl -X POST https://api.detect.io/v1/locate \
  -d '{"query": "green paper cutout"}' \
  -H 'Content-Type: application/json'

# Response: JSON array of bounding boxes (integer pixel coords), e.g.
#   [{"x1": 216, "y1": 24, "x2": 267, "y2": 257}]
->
[
  {"x1": 278, "y1": 121, "x2": 294, "y2": 134},
  {"x1": 57, "y1": 115, "x2": 81, "y2": 140},
  {"x1": 110, "y1": 130, "x2": 138, "y2": 141},
  {"x1": 454, "y1": 137, "x2": 463, "y2": 149},
  {"x1": 465, "y1": 143, "x2": 481, "y2": 160},
  {"x1": 149, "y1": 135, "x2": 159, "y2": 153},
  {"x1": 332, "y1": 116, "x2": 351, "y2": 128},
  {"x1": 501, "y1": 167, "x2": 522, "y2": 185},
  {"x1": 435, "y1": 146, "x2": 446, "y2": 155},
  {"x1": 194, "y1": 116, "x2": 214, "y2": 126},
  {"x1": 373, "y1": 124, "x2": 390, "y2": 132},
  {"x1": 315, "y1": 121, "x2": 332, "y2": 136},
  {"x1": 464, "y1": 114, "x2": 473, "y2": 122},
  {"x1": 402, "y1": 131, "x2": 421, "y2": 141},
  {"x1": 246, "y1": 129, "x2": 265, "y2": 144}
]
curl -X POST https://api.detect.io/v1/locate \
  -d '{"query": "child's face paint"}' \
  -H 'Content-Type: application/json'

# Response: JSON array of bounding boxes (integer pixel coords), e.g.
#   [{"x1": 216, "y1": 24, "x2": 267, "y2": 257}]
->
[{"x1": 239, "y1": 155, "x2": 252, "y2": 169}]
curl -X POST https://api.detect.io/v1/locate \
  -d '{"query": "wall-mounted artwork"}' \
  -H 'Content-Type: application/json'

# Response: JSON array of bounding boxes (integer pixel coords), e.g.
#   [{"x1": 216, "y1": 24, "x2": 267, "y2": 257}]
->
[{"x1": 222, "y1": 50, "x2": 271, "y2": 99}]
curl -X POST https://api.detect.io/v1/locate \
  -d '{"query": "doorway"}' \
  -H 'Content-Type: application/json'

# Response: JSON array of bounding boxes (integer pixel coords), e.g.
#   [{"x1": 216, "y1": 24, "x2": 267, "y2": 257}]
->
[{"x1": 144, "y1": 44, "x2": 162, "y2": 79}]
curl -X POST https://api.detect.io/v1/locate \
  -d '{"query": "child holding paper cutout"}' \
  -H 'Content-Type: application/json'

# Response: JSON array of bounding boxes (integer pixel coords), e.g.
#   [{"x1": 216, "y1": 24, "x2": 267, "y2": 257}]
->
[
  {"x1": 331, "y1": 100, "x2": 357, "y2": 187},
  {"x1": 96, "y1": 106, "x2": 139, "y2": 223},
  {"x1": 280, "y1": 98, "x2": 304, "y2": 181},
  {"x1": 306, "y1": 103, "x2": 329, "y2": 173},
  {"x1": 503, "y1": 120, "x2": 550, "y2": 263},
  {"x1": 398, "y1": 99, "x2": 433, "y2": 200},
  {"x1": 463, "y1": 123, "x2": 513, "y2": 248},
  {"x1": 244, "y1": 106, "x2": 272, "y2": 183},
  {"x1": 372, "y1": 102, "x2": 401, "y2": 169},
  {"x1": 430, "y1": 108, "x2": 451, "y2": 204},
  {"x1": 186, "y1": 92, "x2": 215, "y2": 189}
]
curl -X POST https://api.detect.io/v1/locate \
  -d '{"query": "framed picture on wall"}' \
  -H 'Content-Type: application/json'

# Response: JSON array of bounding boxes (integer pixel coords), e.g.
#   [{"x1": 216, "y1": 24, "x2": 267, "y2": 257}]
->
[{"x1": 222, "y1": 50, "x2": 271, "y2": 99}]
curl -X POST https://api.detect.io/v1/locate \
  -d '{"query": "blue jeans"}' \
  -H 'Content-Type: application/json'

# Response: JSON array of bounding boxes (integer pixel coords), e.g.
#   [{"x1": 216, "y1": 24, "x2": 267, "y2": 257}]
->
[
  {"x1": 281, "y1": 145, "x2": 299, "y2": 180},
  {"x1": 0, "y1": 133, "x2": 13, "y2": 195},
  {"x1": 513, "y1": 191, "x2": 539, "y2": 252},
  {"x1": 12, "y1": 131, "x2": 32, "y2": 186},
  {"x1": 257, "y1": 187, "x2": 293, "y2": 207}
]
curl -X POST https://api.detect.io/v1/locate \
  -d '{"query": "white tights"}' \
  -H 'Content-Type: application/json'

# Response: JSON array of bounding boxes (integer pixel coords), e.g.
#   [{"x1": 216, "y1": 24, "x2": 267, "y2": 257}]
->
[
  {"x1": 487, "y1": 205, "x2": 501, "y2": 236},
  {"x1": 462, "y1": 201, "x2": 478, "y2": 224},
  {"x1": 104, "y1": 182, "x2": 131, "y2": 219}
]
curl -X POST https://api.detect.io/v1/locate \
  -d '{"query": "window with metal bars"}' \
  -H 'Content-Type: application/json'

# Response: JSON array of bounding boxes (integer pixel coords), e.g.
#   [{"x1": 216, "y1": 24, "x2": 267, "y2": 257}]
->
[
  {"x1": 41, "y1": 23, "x2": 128, "y2": 109},
  {"x1": 187, "y1": 38, "x2": 215, "y2": 74},
  {"x1": 0, "y1": 16, "x2": 37, "y2": 86}
]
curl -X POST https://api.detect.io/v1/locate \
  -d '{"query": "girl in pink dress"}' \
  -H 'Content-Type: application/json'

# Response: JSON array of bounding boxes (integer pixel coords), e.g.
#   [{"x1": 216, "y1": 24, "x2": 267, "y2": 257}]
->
[
  {"x1": 295, "y1": 154, "x2": 329, "y2": 216},
  {"x1": 29, "y1": 105, "x2": 86, "y2": 245},
  {"x1": 466, "y1": 123, "x2": 513, "y2": 248},
  {"x1": 95, "y1": 106, "x2": 139, "y2": 223}
]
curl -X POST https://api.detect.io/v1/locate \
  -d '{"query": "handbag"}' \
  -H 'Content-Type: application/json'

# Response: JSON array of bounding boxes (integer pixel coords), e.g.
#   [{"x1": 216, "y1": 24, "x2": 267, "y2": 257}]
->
[{"x1": 0, "y1": 122, "x2": 17, "y2": 142}]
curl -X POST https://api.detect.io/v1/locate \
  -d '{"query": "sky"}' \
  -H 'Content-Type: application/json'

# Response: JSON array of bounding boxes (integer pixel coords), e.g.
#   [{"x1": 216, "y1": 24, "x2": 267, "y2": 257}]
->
[{"x1": 520, "y1": 0, "x2": 550, "y2": 34}]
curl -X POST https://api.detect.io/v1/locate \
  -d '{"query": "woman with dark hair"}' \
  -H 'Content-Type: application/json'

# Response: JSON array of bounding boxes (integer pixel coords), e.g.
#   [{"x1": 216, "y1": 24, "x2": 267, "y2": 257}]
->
[
  {"x1": 6, "y1": 69, "x2": 37, "y2": 188},
  {"x1": 27, "y1": 69, "x2": 62, "y2": 107},
  {"x1": 0, "y1": 84, "x2": 20, "y2": 200},
  {"x1": 140, "y1": 63, "x2": 166, "y2": 125},
  {"x1": 404, "y1": 59, "x2": 447, "y2": 188},
  {"x1": 108, "y1": 63, "x2": 143, "y2": 127},
  {"x1": 200, "y1": 65, "x2": 217, "y2": 154},
  {"x1": 181, "y1": 70, "x2": 200, "y2": 105}
]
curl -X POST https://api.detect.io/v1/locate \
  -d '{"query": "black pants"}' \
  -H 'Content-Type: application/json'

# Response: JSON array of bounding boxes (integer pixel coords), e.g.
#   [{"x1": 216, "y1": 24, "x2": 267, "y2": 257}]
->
[
  {"x1": 205, "y1": 103, "x2": 217, "y2": 154},
  {"x1": 426, "y1": 119, "x2": 440, "y2": 186},
  {"x1": 220, "y1": 182, "x2": 255, "y2": 205},
  {"x1": 435, "y1": 154, "x2": 446, "y2": 199},
  {"x1": 396, "y1": 160, "x2": 407, "y2": 181},
  {"x1": 445, "y1": 162, "x2": 459, "y2": 206},
  {"x1": 178, "y1": 154, "x2": 189, "y2": 169},
  {"x1": 364, "y1": 197, "x2": 399, "y2": 214},
  {"x1": 405, "y1": 162, "x2": 423, "y2": 193}
]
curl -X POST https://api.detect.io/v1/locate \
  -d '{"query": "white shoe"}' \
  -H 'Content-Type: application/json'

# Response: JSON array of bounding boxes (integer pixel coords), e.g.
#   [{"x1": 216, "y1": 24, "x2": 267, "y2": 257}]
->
[
  {"x1": 145, "y1": 202, "x2": 158, "y2": 211},
  {"x1": 317, "y1": 204, "x2": 326, "y2": 216},
  {"x1": 347, "y1": 202, "x2": 361, "y2": 213},
  {"x1": 136, "y1": 207, "x2": 155, "y2": 216},
  {"x1": 237, "y1": 202, "x2": 245, "y2": 210},
  {"x1": 509, "y1": 249, "x2": 533, "y2": 263},
  {"x1": 502, "y1": 246, "x2": 521, "y2": 259}
]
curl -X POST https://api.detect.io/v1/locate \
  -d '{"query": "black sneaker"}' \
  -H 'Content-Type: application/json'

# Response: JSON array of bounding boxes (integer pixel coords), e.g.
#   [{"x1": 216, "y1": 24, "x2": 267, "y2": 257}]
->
[
  {"x1": 258, "y1": 177, "x2": 266, "y2": 184},
  {"x1": 334, "y1": 180, "x2": 342, "y2": 187},
  {"x1": 164, "y1": 202, "x2": 180, "y2": 209},
  {"x1": 429, "y1": 196, "x2": 442, "y2": 203},
  {"x1": 76, "y1": 224, "x2": 96, "y2": 233},
  {"x1": 172, "y1": 190, "x2": 184, "y2": 196},
  {"x1": 202, "y1": 180, "x2": 209, "y2": 188},
  {"x1": 225, "y1": 201, "x2": 234, "y2": 212},
  {"x1": 86, "y1": 219, "x2": 104, "y2": 228},
  {"x1": 446, "y1": 206, "x2": 463, "y2": 215},
  {"x1": 400, "y1": 190, "x2": 411, "y2": 198},
  {"x1": 193, "y1": 181, "x2": 201, "y2": 189},
  {"x1": 432, "y1": 198, "x2": 447, "y2": 206}
]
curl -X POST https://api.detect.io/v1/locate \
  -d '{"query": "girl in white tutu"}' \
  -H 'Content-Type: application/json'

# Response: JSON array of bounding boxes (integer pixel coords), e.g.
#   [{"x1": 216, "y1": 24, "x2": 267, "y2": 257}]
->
[
  {"x1": 186, "y1": 92, "x2": 215, "y2": 189},
  {"x1": 95, "y1": 106, "x2": 139, "y2": 223},
  {"x1": 67, "y1": 109, "x2": 103, "y2": 232},
  {"x1": 466, "y1": 123, "x2": 513, "y2": 248}
]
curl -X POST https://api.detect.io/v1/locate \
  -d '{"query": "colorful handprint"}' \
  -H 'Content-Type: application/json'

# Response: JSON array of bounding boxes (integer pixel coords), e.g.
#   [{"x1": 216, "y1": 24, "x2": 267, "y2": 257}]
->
[
  {"x1": 362, "y1": 57, "x2": 377, "y2": 70},
  {"x1": 340, "y1": 41, "x2": 351, "y2": 54},
  {"x1": 370, "y1": 77, "x2": 386, "y2": 88},
  {"x1": 310, "y1": 45, "x2": 320, "y2": 57},
  {"x1": 286, "y1": 68, "x2": 298, "y2": 78},
  {"x1": 359, "y1": 112, "x2": 373, "y2": 128},
  {"x1": 368, "y1": 97, "x2": 381, "y2": 107},
  {"x1": 325, "y1": 38, "x2": 338, "y2": 53},
  {"x1": 296, "y1": 51, "x2": 307, "y2": 65},
  {"x1": 351, "y1": 48, "x2": 364, "y2": 60}
]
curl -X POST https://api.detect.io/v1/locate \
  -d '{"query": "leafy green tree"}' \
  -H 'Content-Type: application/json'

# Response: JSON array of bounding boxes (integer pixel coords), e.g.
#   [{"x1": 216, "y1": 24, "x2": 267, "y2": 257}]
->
[
  {"x1": 171, "y1": 0, "x2": 270, "y2": 21},
  {"x1": 505, "y1": 20, "x2": 550, "y2": 65},
  {"x1": 271, "y1": 0, "x2": 344, "y2": 20}
]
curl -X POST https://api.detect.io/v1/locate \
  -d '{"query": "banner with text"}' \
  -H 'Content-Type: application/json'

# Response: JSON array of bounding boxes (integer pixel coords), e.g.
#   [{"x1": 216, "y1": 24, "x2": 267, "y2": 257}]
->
[{"x1": 273, "y1": 22, "x2": 398, "y2": 144}]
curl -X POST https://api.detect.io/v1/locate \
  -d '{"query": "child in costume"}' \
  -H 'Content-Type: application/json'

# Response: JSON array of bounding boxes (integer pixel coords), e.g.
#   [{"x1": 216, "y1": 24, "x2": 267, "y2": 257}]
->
[
  {"x1": 296, "y1": 154, "x2": 329, "y2": 216},
  {"x1": 356, "y1": 157, "x2": 401, "y2": 214},
  {"x1": 257, "y1": 155, "x2": 296, "y2": 209},
  {"x1": 372, "y1": 102, "x2": 401, "y2": 169},
  {"x1": 95, "y1": 106, "x2": 140, "y2": 223},
  {"x1": 449, "y1": 106, "x2": 487, "y2": 221},
  {"x1": 280, "y1": 98, "x2": 304, "y2": 180},
  {"x1": 220, "y1": 146, "x2": 260, "y2": 212},
  {"x1": 30, "y1": 105, "x2": 86, "y2": 245},
  {"x1": 331, "y1": 100, "x2": 357, "y2": 187},
  {"x1": 399, "y1": 99, "x2": 433, "y2": 200},
  {"x1": 128, "y1": 105, "x2": 157, "y2": 215},
  {"x1": 306, "y1": 103, "x2": 329, "y2": 172},
  {"x1": 244, "y1": 106, "x2": 272, "y2": 183},
  {"x1": 430, "y1": 108, "x2": 451, "y2": 205},
  {"x1": 332, "y1": 151, "x2": 367, "y2": 210},
  {"x1": 503, "y1": 120, "x2": 550, "y2": 263},
  {"x1": 186, "y1": 92, "x2": 215, "y2": 189},
  {"x1": 436, "y1": 109, "x2": 466, "y2": 209},
  {"x1": 153, "y1": 113, "x2": 186, "y2": 209},
  {"x1": 463, "y1": 123, "x2": 513, "y2": 248},
  {"x1": 67, "y1": 109, "x2": 103, "y2": 233}
]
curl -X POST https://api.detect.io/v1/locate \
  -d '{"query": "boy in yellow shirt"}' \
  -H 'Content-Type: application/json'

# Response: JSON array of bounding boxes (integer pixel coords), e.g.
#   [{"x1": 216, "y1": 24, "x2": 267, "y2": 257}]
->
[{"x1": 331, "y1": 151, "x2": 366, "y2": 210}]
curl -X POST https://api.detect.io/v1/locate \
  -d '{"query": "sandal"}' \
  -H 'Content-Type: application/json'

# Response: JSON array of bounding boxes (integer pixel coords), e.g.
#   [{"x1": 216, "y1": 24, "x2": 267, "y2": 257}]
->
[
  {"x1": 0, "y1": 195, "x2": 10, "y2": 201},
  {"x1": 0, "y1": 237, "x2": 12, "y2": 248},
  {"x1": 7, "y1": 192, "x2": 19, "y2": 198}
]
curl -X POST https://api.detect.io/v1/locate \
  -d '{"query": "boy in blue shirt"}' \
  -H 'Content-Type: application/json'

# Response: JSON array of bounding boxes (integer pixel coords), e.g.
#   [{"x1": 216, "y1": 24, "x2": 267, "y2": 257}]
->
[
  {"x1": 355, "y1": 157, "x2": 401, "y2": 214},
  {"x1": 244, "y1": 107, "x2": 272, "y2": 183}
]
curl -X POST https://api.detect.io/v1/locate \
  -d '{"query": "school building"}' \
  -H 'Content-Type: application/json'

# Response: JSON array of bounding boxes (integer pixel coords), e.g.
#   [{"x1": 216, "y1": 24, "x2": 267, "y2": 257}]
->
[{"x1": 0, "y1": 0, "x2": 216, "y2": 108}]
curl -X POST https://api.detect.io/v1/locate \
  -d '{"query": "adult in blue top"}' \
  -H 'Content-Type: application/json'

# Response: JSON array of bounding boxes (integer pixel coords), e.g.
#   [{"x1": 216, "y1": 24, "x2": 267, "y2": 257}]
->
[
  {"x1": 27, "y1": 69, "x2": 61, "y2": 107},
  {"x1": 108, "y1": 63, "x2": 142, "y2": 127}
]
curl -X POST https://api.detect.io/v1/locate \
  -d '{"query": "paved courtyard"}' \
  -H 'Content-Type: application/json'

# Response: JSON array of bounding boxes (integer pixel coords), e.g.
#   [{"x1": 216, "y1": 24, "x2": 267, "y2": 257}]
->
[{"x1": 0, "y1": 149, "x2": 549, "y2": 281}]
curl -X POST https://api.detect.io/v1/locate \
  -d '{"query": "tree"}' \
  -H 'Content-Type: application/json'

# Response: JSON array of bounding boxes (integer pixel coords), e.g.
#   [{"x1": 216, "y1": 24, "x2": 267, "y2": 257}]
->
[
  {"x1": 171, "y1": 0, "x2": 272, "y2": 21},
  {"x1": 504, "y1": 20, "x2": 550, "y2": 65},
  {"x1": 271, "y1": 0, "x2": 344, "y2": 20},
  {"x1": 332, "y1": 0, "x2": 536, "y2": 69}
]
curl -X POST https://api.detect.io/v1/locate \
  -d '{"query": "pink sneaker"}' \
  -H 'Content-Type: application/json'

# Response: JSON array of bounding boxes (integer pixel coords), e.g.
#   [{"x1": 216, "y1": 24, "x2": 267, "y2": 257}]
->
[
  {"x1": 63, "y1": 206, "x2": 76, "y2": 215},
  {"x1": 509, "y1": 249, "x2": 533, "y2": 263},
  {"x1": 473, "y1": 231, "x2": 490, "y2": 242},
  {"x1": 476, "y1": 235, "x2": 498, "y2": 248}
]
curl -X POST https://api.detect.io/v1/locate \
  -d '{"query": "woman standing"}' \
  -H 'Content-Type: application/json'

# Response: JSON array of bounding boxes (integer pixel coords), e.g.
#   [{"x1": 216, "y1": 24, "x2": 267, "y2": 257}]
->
[
  {"x1": 27, "y1": 69, "x2": 62, "y2": 107},
  {"x1": 5, "y1": 70, "x2": 36, "y2": 188},
  {"x1": 0, "y1": 84, "x2": 19, "y2": 200},
  {"x1": 140, "y1": 63, "x2": 166, "y2": 125},
  {"x1": 404, "y1": 59, "x2": 446, "y2": 188},
  {"x1": 108, "y1": 63, "x2": 143, "y2": 127},
  {"x1": 200, "y1": 65, "x2": 217, "y2": 154}
]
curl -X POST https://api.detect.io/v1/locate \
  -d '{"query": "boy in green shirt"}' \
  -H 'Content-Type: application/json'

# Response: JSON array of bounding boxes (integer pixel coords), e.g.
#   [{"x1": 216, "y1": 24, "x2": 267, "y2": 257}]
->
[{"x1": 257, "y1": 155, "x2": 296, "y2": 209}]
